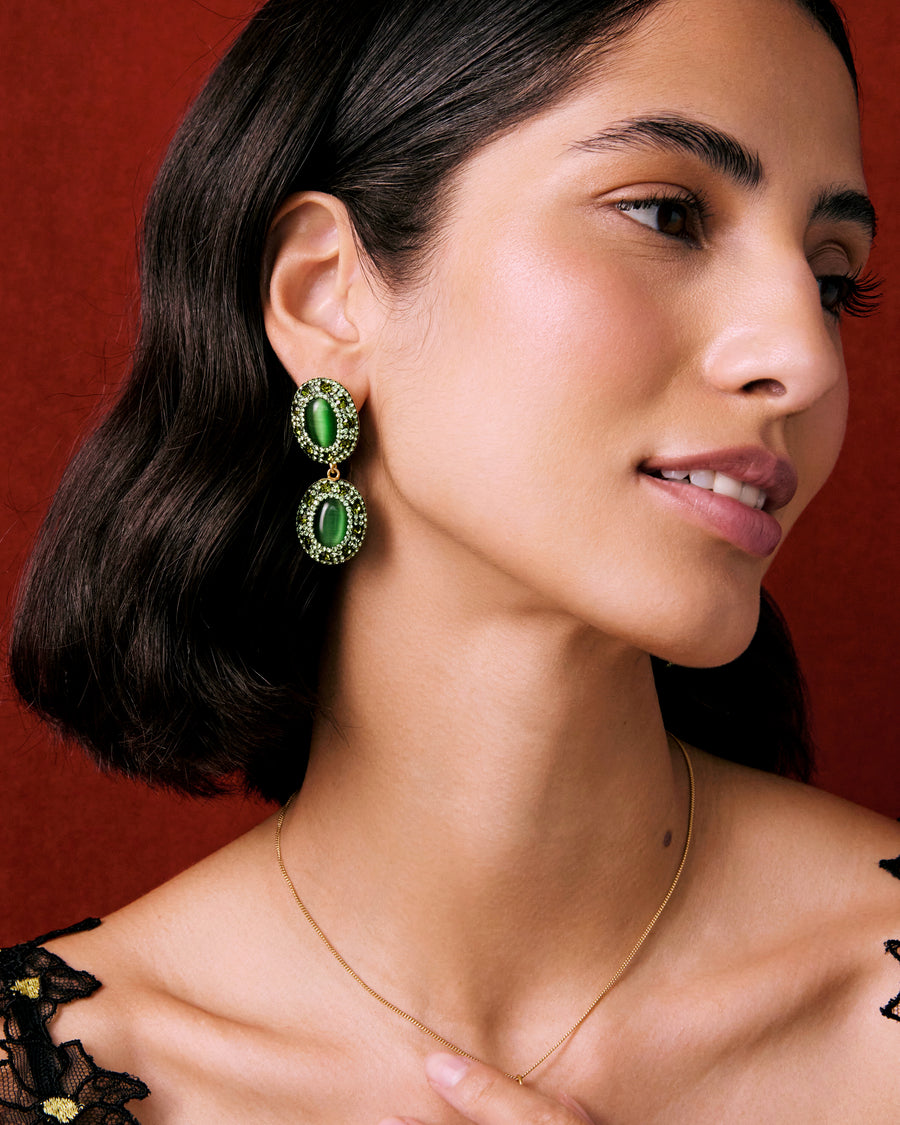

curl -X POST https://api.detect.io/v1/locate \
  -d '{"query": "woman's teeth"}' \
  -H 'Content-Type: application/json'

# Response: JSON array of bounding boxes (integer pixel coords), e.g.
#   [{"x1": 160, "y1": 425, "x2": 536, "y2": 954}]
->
[{"x1": 658, "y1": 468, "x2": 767, "y2": 510}]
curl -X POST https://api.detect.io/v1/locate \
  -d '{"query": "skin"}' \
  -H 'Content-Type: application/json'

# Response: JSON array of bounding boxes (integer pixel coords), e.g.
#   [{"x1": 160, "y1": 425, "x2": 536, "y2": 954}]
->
[{"x1": 30, "y1": 0, "x2": 900, "y2": 1121}]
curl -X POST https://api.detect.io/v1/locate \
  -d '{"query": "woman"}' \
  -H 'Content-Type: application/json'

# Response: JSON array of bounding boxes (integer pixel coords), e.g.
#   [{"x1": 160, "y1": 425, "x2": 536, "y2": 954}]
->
[{"x1": 3, "y1": 0, "x2": 899, "y2": 1121}]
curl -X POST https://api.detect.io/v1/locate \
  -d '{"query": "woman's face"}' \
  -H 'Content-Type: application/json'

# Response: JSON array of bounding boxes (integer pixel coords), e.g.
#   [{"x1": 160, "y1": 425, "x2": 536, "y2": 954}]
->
[{"x1": 360, "y1": 0, "x2": 871, "y2": 666}]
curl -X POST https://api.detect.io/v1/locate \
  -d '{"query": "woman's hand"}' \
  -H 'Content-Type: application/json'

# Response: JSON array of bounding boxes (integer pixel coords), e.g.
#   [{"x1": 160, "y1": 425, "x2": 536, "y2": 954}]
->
[{"x1": 379, "y1": 1052, "x2": 597, "y2": 1125}]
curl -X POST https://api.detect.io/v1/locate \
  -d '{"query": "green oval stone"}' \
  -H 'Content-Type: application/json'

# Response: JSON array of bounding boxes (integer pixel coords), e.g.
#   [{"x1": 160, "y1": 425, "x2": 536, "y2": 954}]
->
[
  {"x1": 314, "y1": 497, "x2": 348, "y2": 548},
  {"x1": 304, "y1": 397, "x2": 337, "y2": 448}
]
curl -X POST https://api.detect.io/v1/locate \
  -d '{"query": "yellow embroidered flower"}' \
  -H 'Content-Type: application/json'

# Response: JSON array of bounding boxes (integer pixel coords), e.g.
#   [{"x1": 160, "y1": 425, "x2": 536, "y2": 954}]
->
[
  {"x1": 10, "y1": 976, "x2": 41, "y2": 999},
  {"x1": 41, "y1": 1097, "x2": 83, "y2": 1122}
]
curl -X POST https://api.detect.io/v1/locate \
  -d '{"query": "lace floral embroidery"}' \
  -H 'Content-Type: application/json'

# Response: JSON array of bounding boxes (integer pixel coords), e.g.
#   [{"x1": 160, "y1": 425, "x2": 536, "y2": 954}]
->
[
  {"x1": 0, "y1": 919, "x2": 149, "y2": 1123},
  {"x1": 879, "y1": 854, "x2": 900, "y2": 1022}
]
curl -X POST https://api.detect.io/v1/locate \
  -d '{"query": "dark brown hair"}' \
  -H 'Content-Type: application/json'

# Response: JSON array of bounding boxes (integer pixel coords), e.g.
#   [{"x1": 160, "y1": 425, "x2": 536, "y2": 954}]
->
[{"x1": 10, "y1": 0, "x2": 855, "y2": 801}]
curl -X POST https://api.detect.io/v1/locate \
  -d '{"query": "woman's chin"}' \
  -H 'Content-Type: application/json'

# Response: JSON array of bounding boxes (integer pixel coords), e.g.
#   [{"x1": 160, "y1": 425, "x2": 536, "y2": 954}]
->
[{"x1": 645, "y1": 605, "x2": 762, "y2": 670}]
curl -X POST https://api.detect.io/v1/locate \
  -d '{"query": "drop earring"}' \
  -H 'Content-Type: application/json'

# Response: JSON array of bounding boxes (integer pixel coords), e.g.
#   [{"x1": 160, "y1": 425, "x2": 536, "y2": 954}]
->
[{"x1": 290, "y1": 378, "x2": 367, "y2": 564}]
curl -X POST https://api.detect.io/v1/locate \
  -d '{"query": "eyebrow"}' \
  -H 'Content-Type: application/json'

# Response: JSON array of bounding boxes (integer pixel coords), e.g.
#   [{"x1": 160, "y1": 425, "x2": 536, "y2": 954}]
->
[
  {"x1": 572, "y1": 114, "x2": 763, "y2": 189},
  {"x1": 810, "y1": 187, "x2": 877, "y2": 242},
  {"x1": 573, "y1": 113, "x2": 878, "y2": 242}
]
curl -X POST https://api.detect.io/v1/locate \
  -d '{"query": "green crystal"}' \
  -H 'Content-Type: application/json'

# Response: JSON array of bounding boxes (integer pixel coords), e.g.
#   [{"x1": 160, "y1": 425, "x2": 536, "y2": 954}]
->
[
  {"x1": 305, "y1": 397, "x2": 337, "y2": 448},
  {"x1": 314, "y1": 497, "x2": 348, "y2": 547}
]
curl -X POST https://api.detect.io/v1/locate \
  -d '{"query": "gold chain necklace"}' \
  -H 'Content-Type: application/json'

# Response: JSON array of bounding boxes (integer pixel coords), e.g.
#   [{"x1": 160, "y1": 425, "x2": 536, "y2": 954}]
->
[{"x1": 275, "y1": 735, "x2": 694, "y2": 1085}]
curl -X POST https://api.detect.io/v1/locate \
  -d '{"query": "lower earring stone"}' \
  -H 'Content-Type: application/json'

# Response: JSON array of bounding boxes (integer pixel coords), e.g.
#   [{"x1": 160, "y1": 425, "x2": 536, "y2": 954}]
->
[{"x1": 296, "y1": 475, "x2": 367, "y2": 564}]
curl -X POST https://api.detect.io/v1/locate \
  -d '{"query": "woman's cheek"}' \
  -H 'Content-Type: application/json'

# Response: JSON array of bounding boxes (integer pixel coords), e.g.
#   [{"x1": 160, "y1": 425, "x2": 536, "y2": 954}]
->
[{"x1": 469, "y1": 233, "x2": 680, "y2": 405}]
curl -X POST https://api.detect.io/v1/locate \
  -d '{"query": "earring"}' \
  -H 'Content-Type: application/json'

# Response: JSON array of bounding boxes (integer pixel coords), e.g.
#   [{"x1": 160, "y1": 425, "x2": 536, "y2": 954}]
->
[{"x1": 290, "y1": 378, "x2": 367, "y2": 564}]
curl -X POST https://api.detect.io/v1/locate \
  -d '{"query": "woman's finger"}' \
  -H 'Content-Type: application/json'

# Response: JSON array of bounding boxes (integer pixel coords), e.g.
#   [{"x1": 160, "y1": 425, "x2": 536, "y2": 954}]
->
[{"x1": 378, "y1": 1052, "x2": 597, "y2": 1125}]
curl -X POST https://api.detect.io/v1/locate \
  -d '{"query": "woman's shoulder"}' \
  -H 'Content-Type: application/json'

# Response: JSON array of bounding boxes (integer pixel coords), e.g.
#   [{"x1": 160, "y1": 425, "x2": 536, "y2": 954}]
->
[
  {"x1": 699, "y1": 747, "x2": 900, "y2": 893},
  {"x1": 690, "y1": 750, "x2": 900, "y2": 1113},
  {"x1": 18, "y1": 813, "x2": 338, "y2": 1123},
  {"x1": 696, "y1": 748, "x2": 900, "y2": 953}
]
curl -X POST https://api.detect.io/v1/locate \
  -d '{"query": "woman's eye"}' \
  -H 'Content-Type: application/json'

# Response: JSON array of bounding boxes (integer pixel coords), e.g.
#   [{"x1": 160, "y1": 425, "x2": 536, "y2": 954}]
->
[
  {"x1": 616, "y1": 197, "x2": 696, "y2": 239},
  {"x1": 816, "y1": 271, "x2": 883, "y2": 319}
]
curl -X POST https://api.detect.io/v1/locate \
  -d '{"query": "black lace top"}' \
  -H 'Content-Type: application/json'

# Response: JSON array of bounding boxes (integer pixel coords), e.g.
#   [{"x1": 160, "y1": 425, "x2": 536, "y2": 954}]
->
[{"x1": 0, "y1": 919, "x2": 149, "y2": 1124}]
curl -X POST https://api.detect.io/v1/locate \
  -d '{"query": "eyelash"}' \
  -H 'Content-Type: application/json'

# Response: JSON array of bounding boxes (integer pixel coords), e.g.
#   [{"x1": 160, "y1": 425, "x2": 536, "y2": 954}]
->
[
  {"x1": 616, "y1": 191, "x2": 883, "y2": 320},
  {"x1": 817, "y1": 270, "x2": 882, "y2": 320}
]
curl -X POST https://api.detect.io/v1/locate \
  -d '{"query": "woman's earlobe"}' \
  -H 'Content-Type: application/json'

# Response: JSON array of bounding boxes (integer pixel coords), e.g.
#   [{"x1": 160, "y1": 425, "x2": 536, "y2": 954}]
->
[{"x1": 262, "y1": 192, "x2": 365, "y2": 384}]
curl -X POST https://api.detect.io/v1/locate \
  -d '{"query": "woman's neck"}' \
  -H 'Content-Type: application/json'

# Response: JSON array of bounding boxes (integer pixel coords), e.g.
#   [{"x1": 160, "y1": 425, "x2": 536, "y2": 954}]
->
[{"x1": 279, "y1": 543, "x2": 692, "y2": 1058}]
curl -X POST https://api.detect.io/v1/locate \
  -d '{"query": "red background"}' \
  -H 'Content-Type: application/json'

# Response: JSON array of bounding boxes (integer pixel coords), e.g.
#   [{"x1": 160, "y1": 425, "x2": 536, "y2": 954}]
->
[{"x1": 1, "y1": 1, "x2": 898, "y2": 946}]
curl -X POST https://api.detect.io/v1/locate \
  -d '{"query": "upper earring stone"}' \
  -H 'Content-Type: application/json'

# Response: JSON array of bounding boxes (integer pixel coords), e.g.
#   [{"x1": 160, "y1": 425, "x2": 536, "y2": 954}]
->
[{"x1": 291, "y1": 378, "x2": 359, "y2": 465}]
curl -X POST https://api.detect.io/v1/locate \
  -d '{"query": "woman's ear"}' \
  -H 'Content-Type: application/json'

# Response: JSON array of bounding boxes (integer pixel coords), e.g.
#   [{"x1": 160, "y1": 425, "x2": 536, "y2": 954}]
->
[{"x1": 262, "y1": 192, "x2": 373, "y2": 395}]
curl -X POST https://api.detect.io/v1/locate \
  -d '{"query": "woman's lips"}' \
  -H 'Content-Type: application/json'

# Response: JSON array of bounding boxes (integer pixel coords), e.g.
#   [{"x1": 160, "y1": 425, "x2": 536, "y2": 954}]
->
[
  {"x1": 640, "y1": 448, "x2": 798, "y2": 511},
  {"x1": 641, "y1": 474, "x2": 783, "y2": 556},
  {"x1": 638, "y1": 447, "x2": 798, "y2": 558}
]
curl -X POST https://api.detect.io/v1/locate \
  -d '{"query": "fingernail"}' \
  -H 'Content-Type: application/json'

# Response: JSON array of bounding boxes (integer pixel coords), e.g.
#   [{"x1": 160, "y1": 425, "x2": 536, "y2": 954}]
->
[
  {"x1": 560, "y1": 1093, "x2": 596, "y2": 1124},
  {"x1": 425, "y1": 1052, "x2": 470, "y2": 1088}
]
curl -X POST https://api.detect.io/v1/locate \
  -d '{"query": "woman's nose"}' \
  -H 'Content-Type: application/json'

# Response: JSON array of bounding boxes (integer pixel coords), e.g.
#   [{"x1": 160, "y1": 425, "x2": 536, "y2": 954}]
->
[{"x1": 700, "y1": 262, "x2": 844, "y2": 412}]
